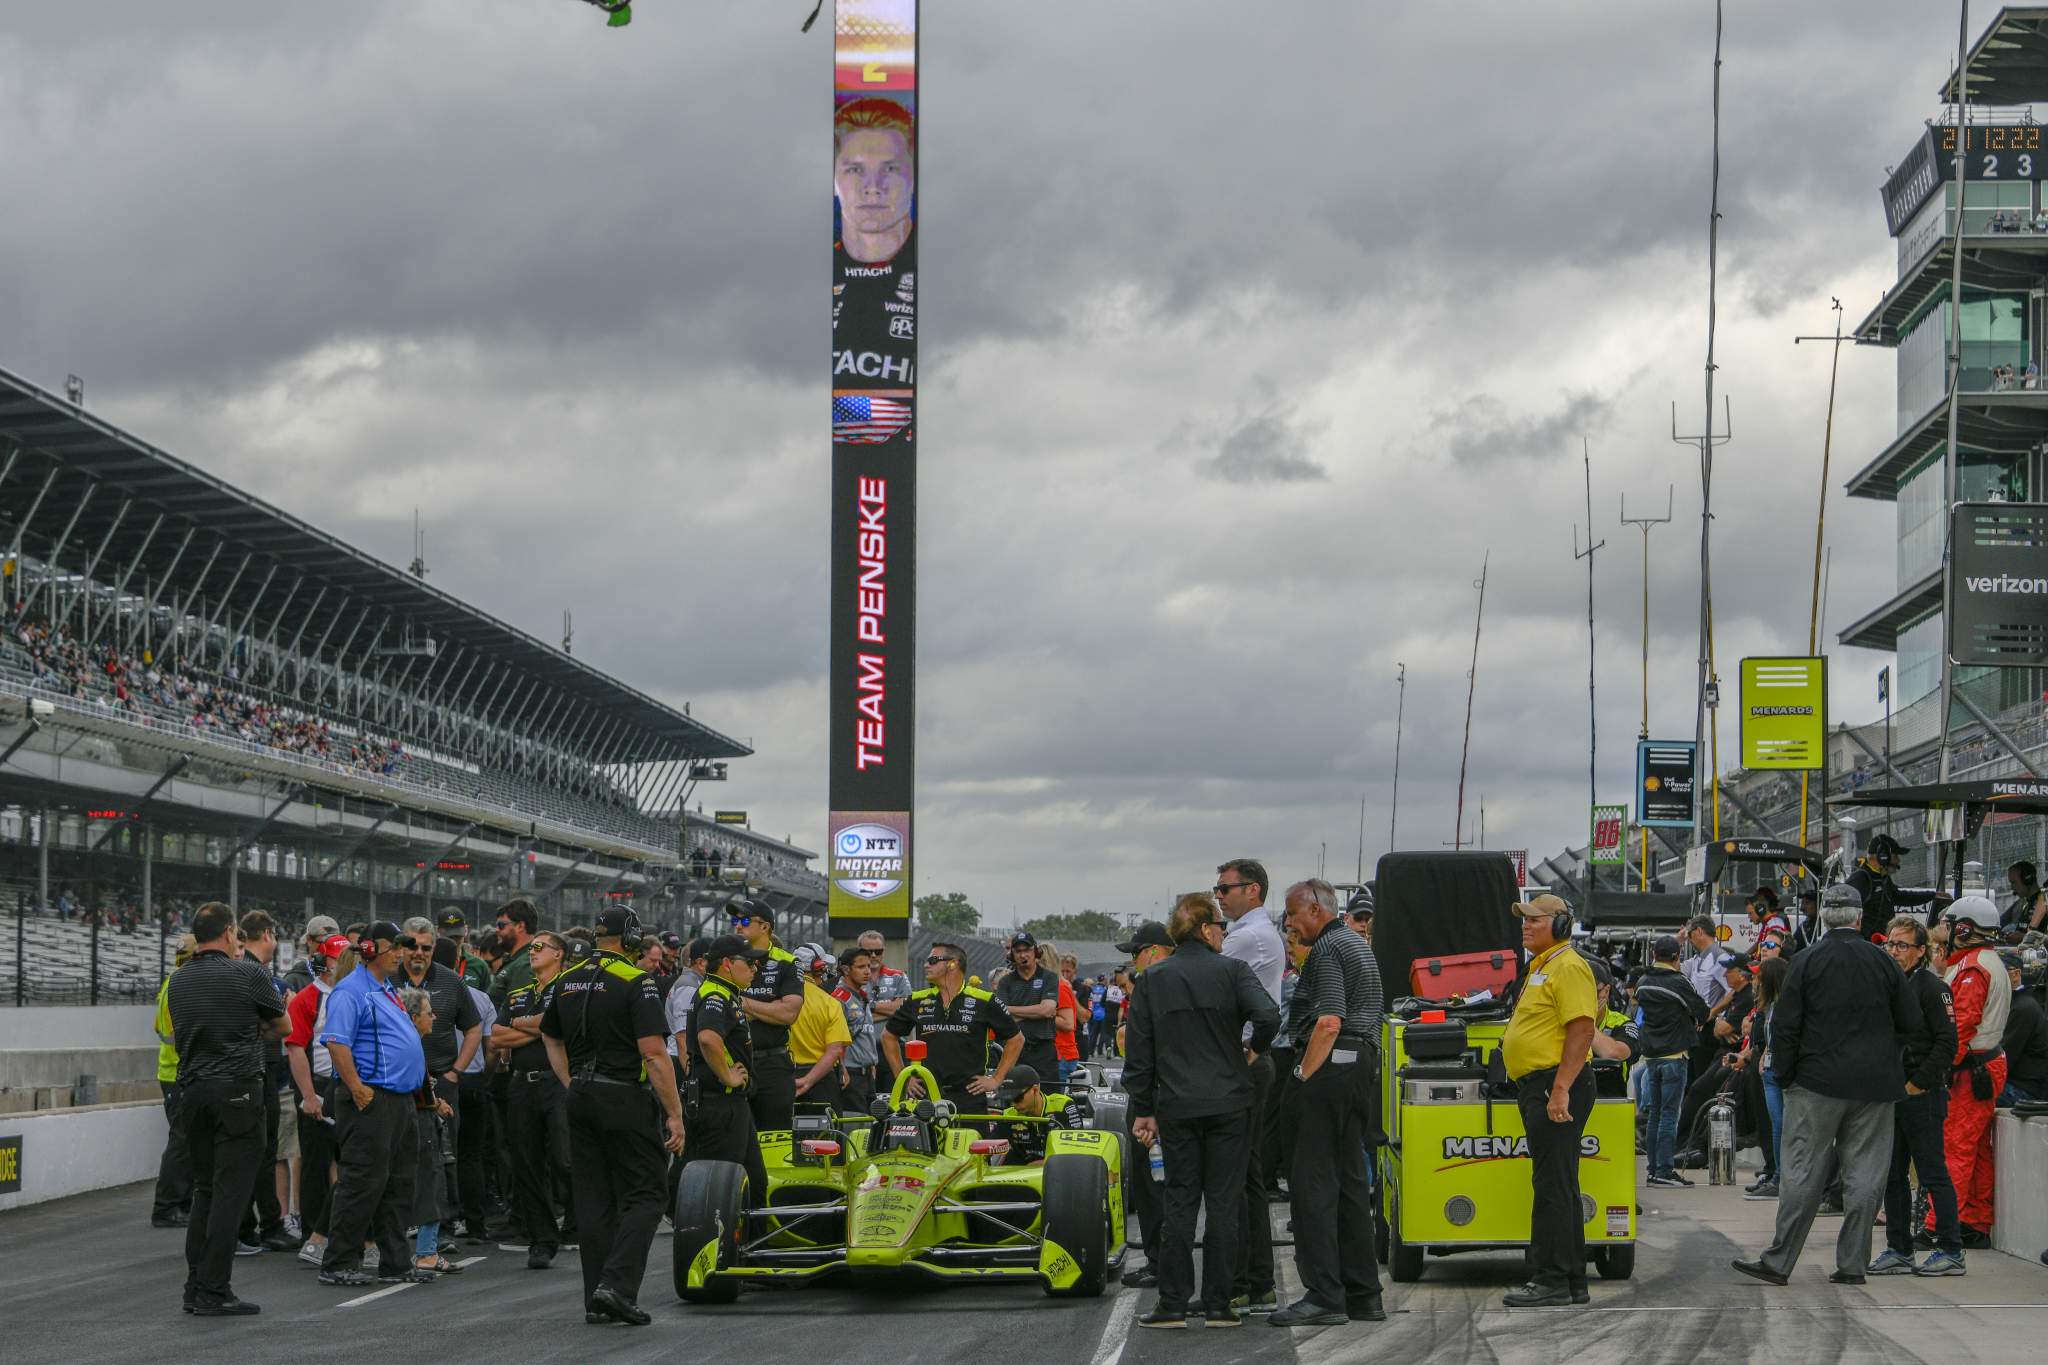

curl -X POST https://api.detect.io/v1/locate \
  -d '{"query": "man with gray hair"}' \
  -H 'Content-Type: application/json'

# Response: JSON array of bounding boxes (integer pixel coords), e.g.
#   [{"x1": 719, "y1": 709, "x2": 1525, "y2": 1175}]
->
[
  {"x1": 1733, "y1": 883, "x2": 1918, "y2": 1288},
  {"x1": 1271, "y1": 878, "x2": 1385, "y2": 1327}
]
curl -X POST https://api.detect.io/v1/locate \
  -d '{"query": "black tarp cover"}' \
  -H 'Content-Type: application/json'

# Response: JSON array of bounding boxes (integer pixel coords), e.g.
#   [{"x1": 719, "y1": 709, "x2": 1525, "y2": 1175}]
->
[{"x1": 1371, "y1": 851, "x2": 1522, "y2": 1010}]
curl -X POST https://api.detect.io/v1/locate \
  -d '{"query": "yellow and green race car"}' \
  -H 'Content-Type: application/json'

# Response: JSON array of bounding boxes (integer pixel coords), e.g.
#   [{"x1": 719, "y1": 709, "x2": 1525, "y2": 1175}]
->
[{"x1": 673, "y1": 1044, "x2": 1127, "y2": 1302}]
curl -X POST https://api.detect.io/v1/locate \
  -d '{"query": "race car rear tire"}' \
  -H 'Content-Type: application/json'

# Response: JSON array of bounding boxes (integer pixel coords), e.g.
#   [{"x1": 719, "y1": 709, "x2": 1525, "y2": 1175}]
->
[
  {"x1": 1387, "y1": 1188, "x2": 1424, "y2": 1283},
  {"x1": 1593, "y1": 1244, "x2": 1635, "y2": 1280},
  {"x1": 673, "y1": 1159, "x2": 747, "y2": 1304},
  {"x1": 1041, "y1": 1153, "x2": 1109, "y2": 1298}
]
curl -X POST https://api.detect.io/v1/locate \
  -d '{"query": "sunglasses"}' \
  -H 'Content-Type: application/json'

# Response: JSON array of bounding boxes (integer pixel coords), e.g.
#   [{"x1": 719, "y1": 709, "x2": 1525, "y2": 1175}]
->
[
  {"x1": 493, "y1": 919, "x2": 511, "y2": 930},
  {"x1": 924, "y1": 954, "x2": 960, "y2": 967},
  {"x1": 729, "y1": 916, "x2": 754, "y2": 927},
  {"x1": 1213, "y1": 882, "x2": 1250, "y2": 895}
]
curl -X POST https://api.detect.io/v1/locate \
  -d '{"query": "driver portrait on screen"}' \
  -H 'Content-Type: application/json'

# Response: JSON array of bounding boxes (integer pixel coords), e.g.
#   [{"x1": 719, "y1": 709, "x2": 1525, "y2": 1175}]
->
[{"x1": 834, "y1": 96, "x2": 917, "y2": 394}]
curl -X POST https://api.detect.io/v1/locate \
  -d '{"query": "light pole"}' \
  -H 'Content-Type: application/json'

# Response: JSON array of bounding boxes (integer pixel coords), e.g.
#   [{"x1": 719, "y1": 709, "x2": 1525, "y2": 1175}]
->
[
  {"x1": 1622, "y1": 486, "x2": 1673, "y2": 890},
  {"x1": 1389, "y1": 662, "x2": 1406, "y2": 852}
]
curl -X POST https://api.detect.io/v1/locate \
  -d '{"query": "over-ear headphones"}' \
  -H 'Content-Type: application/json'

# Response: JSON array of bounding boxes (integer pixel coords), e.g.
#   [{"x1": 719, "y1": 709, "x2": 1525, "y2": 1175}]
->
[{"x1": 1551, "y1": 908, "x2": 1573, "y2": 942}]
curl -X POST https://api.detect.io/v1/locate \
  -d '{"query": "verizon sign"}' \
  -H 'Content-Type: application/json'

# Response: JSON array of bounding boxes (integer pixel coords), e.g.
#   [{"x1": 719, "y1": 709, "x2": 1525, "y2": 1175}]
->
[{"x1": 1950, "y1": 503, "x2": 2048, "y2": 669}]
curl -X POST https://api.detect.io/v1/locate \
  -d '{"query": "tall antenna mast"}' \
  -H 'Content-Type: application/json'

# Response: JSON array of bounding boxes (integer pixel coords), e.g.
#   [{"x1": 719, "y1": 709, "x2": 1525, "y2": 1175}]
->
[
  {"x1": 1573, "y1": 442, "x2": 1605, "y2": 880},
  {"x1": 407, "y1": 509, "x2": 428, "y2": 580},
  {"x1": 1622, "y1": 485, "x2": 1675, "y2": 890},
  {"x1": 1677, "y1": 0, "x2": 1733, "y2": 850},
  {"x1": 1453, "y1": 554, "x2": 1489, "y2": 852},
  {"x1": 1389, "y1": 662, "x2": 1406, "y2": 852}
]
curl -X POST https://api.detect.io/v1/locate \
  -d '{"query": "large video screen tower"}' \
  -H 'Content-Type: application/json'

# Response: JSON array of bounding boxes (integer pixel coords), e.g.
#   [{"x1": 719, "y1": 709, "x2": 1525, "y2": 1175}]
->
[{"x1": 827, "y1": 1, "x2": 917, "y2": 937}]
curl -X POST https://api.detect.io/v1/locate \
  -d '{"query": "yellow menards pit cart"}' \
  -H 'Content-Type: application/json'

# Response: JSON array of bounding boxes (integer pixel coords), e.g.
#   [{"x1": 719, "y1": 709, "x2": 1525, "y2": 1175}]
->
[{"x1": 1368, "y1": 851, "x2": 1637, "y2": 1283}]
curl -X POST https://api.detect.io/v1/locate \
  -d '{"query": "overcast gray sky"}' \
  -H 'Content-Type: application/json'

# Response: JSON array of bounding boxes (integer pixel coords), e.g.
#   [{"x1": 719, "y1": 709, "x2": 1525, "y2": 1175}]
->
[{"x1": 2, "y1": 1, "x2": 1968, "y2": 925}]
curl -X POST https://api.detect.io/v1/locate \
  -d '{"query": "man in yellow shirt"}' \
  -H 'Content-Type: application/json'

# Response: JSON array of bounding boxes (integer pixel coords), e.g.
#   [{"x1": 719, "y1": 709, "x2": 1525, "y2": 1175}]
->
[
  {"x1": 1499, "y1": 894, "x2": 1598, "y2": 1308},
  {"x1": 151, "y1": 935, "x2": 198, "y2": 1228},
  {"x1": 789, "y1": 945, "x2": 854, "y2": 1112}
]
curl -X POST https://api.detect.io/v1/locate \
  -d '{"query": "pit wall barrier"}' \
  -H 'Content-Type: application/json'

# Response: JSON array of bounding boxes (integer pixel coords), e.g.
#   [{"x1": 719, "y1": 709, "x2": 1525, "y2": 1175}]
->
[
  {"x1": 0, "y1": 1098, "x2": 165, "y2": 1211},
  {"x1": 1993, "y1": 1112, "x2": 2048, "y2": 1264}
]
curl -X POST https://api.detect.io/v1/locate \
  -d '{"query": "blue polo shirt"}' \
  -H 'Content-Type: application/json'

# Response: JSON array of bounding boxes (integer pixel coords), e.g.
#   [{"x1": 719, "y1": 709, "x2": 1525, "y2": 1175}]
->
[{"x1": 320, "y1": 964, "x2": 427, "y2": 1093}]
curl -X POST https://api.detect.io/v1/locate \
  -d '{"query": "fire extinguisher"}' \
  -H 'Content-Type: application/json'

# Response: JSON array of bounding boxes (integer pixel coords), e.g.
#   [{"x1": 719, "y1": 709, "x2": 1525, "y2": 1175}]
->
[{"x1": 1707, "y1": 1094, "x2": 1737, "y2": 1186}]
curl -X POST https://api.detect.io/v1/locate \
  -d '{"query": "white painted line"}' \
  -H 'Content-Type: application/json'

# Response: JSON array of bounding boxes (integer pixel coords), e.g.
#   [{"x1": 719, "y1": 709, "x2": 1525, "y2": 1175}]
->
[
  {"x1": 1485, "y1": 1303, "x2": 2048, "y2": 1314},
  {"x1": 1088, "y1": 1282, "x2": 1141, "y2": 1365},
  {"x1": 336, "y1": 1254, "x2": 486, "y2": 1307}
]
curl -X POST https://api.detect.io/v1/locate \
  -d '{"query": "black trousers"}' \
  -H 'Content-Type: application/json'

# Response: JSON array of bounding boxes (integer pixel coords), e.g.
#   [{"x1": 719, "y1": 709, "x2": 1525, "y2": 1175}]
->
[
  {"x1": 750, "y1": 1050, "x2": 795, "y2": 1133},
  {"x1": 179, "y1": 1078, "x2": 267, "y2": 1304},
  {"x1": 153, "y1": 1079, "x2": 193, "y2": 1221},
  {"x1": 567, "y1": 1079, "x2": 669, "y2": 1307},
  {"x1": 688, "y1": 1089, "x2": 767, "y2": 1197},
  {"x1": 297, "y1": 1089, "x2": 337, "y2": 1240},
  {"x1": 1019, "y1": 1040, "x2": 1062, "y2": 1092},
  {"x1": 841, "y1": 1065, "x2": 876, "y2": 1116},
  {"x1": 455, "y1": 1073, "x2": 489, "y2": 1232},
  {"x1": 1885, "y1": 1086, "x2": 1960, "y2": 1257},
  {"x1": 1156, "y1": 1107, "x2": 1251, "y2": 1312},
  {"x1": 1233, "y1": 1053, "x2": 1277, "y2": 1298},
  {"x1": 322, "y1": 1088, "x2": 418, "y2": 1272},
  {"x1": 239, "y1": 1064, "x2": 285, "y2": 1241},
  {"x1": 1514, "y1": 1066, "x2": 1595, "y2": 1291},
  {"x1": 798, "y1": 1062, "x2": 844, "y2": 1113},
  {"x1": 508, "y1": 1072, "x2": 571, "y2": 1249},
  {"x1": 1264, "y1": 1045, "x2": 1297, "y2": 1189},
  {"x1": 1288, "y1": 1047, "x2": 1381, "y2": 1311}
]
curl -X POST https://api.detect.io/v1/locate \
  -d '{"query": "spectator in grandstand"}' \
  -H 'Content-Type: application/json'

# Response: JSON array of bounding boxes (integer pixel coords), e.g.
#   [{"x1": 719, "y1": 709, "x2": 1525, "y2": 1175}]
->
[
  {"x1": 318, "y1": 922, "x2": 428, "y2": 1287},
  {"x1": 150, "y1": 933, "x2": 199, "y2": 1229},
  {"x1": 285, "y1": 934, "x2": 351, "y2": 1267},
  {"x1": 490, "y1": 897, "x2": 540, "y2": 1011},
  {"x1": 232, "y1": 910, "x2": 298, "y2": 1253},
  {"x1": 166, "y1": 902, "x2": 288, "y2": 1316}
]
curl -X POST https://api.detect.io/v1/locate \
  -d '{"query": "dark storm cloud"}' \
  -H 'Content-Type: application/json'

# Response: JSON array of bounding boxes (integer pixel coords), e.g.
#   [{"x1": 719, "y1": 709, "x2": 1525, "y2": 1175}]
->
[
  {"x1": 1425, "y1": 389, "x2": 1617, "y2": 468},
  {"x1": 1192, "y1": 400, "x2": 1329, "y2": 485},
  {"x1": 0, "y1": 0, "x2": 1961, "y2": 919}
]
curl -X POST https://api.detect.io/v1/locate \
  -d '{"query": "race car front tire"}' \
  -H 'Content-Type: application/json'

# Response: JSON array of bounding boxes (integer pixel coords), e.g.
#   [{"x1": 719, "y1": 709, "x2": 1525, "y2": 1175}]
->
[
  {"x1": 1041, "y1": 1153, "x2": 1109, "y2": 1298},
  {"x1": 674, "y1": 1159, "x2": 748, "y2": 1303}
]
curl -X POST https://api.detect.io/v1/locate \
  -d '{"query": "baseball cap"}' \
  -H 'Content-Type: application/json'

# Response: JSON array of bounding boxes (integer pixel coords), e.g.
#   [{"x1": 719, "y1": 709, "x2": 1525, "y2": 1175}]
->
[
  {"x1": 596, "y1": 905, "x2": 640, "y2": 938},
  {"x1": 1115, "y1": 921, "x2": 1172, "y2": 955},
  {"x1": 702, "y1": 933, "x2": 769, "y2": 967},
  {"x1": 658, "y1": 931, "x2": 683, "y2": 950},
  {"x1": 793, "y1": 942, "x2": 832, "y2": 974},
  {"x1": 1511, "y1": 893, "x2": 1570, "y2": 919},
  {"x1": 1347, "y1": 891, "x2": 1375, "y2": 916},
  {"x1": 727, "y1": 896, "x2": 775, "y2": 926},
  {"x1": 1008, "y1": 931, "x2": 1037, "y2": 950},
  {"x1": 1821, "y1": 883, "x2": 1864, "y2": 912},
  {"x1": 993, "y1": 1065, "x2": 1041, "y2": 1102},
  {"x1": 1651, "y1": 934, "x2": 1682, "y2": 961},
  {"x1": 359, "y1": 920, "x2": 405, "y2": 951},
  {"x1": 318, "y1": 933, "x2": 351, "y2": 959},
  {"x1": 305, "y1": 914, "x2": 340, "y2": 941},
  {"x1": 436, "y1": 909, "x2": 468, "y2": 932}
]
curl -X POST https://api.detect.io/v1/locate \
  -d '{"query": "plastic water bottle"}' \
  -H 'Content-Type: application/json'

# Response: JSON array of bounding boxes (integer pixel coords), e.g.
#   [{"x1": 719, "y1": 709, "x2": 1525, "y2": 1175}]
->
[{"x1": 1148, "y1": 1142, "x2": 1166, "y2": 1183}]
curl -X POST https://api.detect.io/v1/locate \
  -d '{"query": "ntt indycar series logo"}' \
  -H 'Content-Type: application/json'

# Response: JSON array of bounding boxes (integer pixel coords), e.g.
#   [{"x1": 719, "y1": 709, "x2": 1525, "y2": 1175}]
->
[
  {"x1": 1442, "y1": 1135, "x2": 1602, "y2": 1162},
  {"x1": 831, "y1": 820, "x2": 907, "y2": 901},
  {"x1": 1964, "y1": 573, "x2": 2048, "y2": 594}
]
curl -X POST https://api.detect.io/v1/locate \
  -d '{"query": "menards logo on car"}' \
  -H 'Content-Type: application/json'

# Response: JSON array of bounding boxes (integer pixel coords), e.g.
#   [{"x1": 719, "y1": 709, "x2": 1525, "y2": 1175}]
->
[{"x1": 1442, "y1": 1135, "x2": 1602, "y2": 1161}]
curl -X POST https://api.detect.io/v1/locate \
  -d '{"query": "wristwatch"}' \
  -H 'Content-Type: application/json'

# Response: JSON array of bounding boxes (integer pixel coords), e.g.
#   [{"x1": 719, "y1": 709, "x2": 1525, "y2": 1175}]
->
[{"x1": 1292, "y1": 1063, "x2": 1307, "y2": 1081}]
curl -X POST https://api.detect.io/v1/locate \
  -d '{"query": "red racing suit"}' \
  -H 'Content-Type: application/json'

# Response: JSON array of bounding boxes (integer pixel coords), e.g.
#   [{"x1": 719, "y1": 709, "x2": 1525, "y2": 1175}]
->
[{"x1": 1932, "y1": 943, "x2": 2010, "y2": 1232}]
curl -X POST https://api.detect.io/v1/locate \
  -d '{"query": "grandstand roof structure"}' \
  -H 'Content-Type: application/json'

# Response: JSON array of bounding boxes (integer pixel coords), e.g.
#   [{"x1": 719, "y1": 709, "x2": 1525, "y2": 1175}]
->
[{"x1": 0, "y1": 364, "x2": 748, "y2": 766}]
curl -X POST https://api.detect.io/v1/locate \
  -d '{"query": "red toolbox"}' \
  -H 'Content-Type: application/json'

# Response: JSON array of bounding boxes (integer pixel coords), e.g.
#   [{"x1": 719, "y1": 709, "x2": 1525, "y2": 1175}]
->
[{"x1": 1408, "y1": 949, "x2": 1517, "y2": 999}]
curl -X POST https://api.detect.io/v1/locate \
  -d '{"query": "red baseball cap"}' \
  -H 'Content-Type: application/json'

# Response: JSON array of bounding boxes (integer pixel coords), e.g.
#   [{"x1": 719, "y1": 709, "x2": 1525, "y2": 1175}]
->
[{"x1": 319, "y1": 934, "x2": 351, "y2": 958}]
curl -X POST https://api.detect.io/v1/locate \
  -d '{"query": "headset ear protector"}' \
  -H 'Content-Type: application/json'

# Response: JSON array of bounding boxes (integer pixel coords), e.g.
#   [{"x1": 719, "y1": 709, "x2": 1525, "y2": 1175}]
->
[{"x1": 1552, "y1": 909, "x2": 1573, "y2": 942}]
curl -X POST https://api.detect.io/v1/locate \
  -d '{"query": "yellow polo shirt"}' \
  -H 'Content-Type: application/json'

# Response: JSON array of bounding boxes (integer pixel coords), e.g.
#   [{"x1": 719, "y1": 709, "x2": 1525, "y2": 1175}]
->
[
  {"x1": 154, "y1": 977, "x2": 180, "y2": 1083},
  {"x1": 789, "y1": 978, "x2": 853, "y2": 1066},
  {"x1": 1501, "y1": 943, "x2": 1598, "y2": 1080}
]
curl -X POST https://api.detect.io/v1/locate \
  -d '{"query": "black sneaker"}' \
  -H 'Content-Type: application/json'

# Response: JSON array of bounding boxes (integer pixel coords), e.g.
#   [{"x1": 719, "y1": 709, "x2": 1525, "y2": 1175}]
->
[
  {"x1": 1137, "y1": 1307, "x2": 1190, "y2": 1330},
  {"x1": 1646, "y1": 1173, "x2": 1682, "y2": 1188},
  {"x1": 258, "y1": 1229, "x2": 302, "y2": 1253},
  {"x1": 1347, "y1": 1294, "x2": 1387, "y2": 1321},
  {"x1": 528, "y1": 1245, "x2": 557, "y2": 1270},
  {"x1": 190, "y1": 1295, "x2": 260, "y2": 1317},
  {"x1": 318, "y1": 1268, "x2": 379, "y2": 1288},
  {"x1": 1123, "y1": 1267, "x2": 1159, "y2": 1289},
  {"x1": 1568, "y1": 1282, "x2": 1590, "y2": 1306},
  {"x1": 1667, "y1": 1172, "x2": 1696, "y2": 1187},
  {"x1": 1269, "y1": 1300, "x2": 1346, "y2": 1327},
  {"x1": 1204, "y1": 1306, "x2": 1243, "y2": 1328},
  {"x1": 1501, "y1": 1281, "x2": 1572, "y2": 1307},
  {"x1": 1959, "y1": 1224, "x2": 1992, "y2": 1249}
]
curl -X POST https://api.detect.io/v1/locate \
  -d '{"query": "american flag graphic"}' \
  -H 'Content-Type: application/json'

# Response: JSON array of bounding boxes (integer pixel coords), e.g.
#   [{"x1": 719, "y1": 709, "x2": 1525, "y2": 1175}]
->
[{"x1": 833, "y1": 393, "x2": 912, "y2": 444}]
